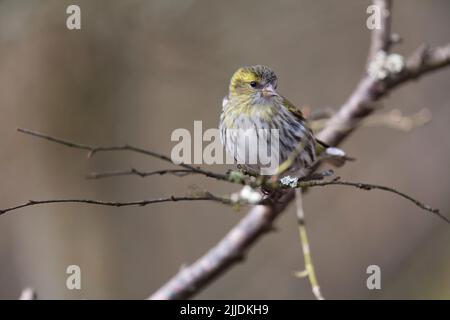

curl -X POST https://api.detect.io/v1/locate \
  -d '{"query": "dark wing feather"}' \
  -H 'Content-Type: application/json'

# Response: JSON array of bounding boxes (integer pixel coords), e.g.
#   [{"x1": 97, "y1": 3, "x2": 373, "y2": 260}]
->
[{"x1": 282, "y1": 97, "x2": 307, "y2": 122}]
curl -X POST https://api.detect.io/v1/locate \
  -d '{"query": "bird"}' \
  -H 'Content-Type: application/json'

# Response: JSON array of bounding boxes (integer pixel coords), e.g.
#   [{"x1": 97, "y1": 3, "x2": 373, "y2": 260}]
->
[{"x1": 219, "y1": 65, "x2": 346, "y2": 178}]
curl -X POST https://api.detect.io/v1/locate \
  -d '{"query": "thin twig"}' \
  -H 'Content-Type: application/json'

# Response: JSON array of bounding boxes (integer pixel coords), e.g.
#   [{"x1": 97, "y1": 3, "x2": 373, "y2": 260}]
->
[
  {"x1": 294, "y1": 189, "x2": 324, "y2": 300},
  {"x1": 2, "y1": 174, "x2": 444, "y2": 221},
  {"x1": 84, "y1": 154, "x2": 448, "y2": 222},
  {"x1": 87, "y1": 168, "x2": 197, "y2": 179},
  {"x1": 16, "y1": 128, "x2": 230, "y2": 182},
  {"x1": 362, "y1": 108, "x2": 432, "y2": 131},
  {"x1": 297, "y1": 178, "x2": 448, "y2": 224},
  {"x1": 310, "y1": 108, "x2": 432, "y2": 132},
  {"x1": 0, "y1": 193, "x2": 232, "y2": 216}
]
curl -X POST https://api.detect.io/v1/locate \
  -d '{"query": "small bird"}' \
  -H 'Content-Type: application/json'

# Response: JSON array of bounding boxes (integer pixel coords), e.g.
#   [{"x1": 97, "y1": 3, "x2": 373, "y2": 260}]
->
[{"x1": 220, "y1": 65, "x2": 346, "y2": 177}]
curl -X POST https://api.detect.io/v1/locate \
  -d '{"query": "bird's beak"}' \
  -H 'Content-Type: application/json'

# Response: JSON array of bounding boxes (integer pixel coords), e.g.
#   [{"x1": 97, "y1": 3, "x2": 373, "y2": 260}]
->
[{"x1": 262, "y1": 84, "x2": 278, "y2": 98}]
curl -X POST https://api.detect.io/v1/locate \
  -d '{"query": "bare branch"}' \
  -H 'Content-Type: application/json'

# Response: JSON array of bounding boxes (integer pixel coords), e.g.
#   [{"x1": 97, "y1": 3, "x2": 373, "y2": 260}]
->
[
  {"x1": 148, "y1": 202, "x2": 283, "y2": 300},
  {"x1": 297, "y1": 178, "x2": 448, "y2": 224},
  {"x1": 16, "y1": 128, "x2": 229, "y2": 183},
  {"x1": 316, "y1": 42, "x2": 450, "y2": 147},
  {"x1": 367, "y1": 0, "x2": 393, "y2": 64},
  {"x1": 294, "y1": 189, "x2": 324, "y2": 300},
  {"x1": 387, "y1": 43, "x2": 450, "y2": 87},
  {"x1": 310, "y1": 108, "x2": 432, "y2": 132},
  {"x1": 0, "y1": 193, "x2": 232, "y2": 216},
  {"x1": 362, "y1": 108, "x2": 431, "y2": 131},
  {"x1": 87, "y1": 168, "x2": 198, "y2": 179},
  {"x1": 149, "y1": 174, "x2": 448, "y2": 300},
  {"x1": 4, "y1": 168, "x2": 444, "y2": 221}
]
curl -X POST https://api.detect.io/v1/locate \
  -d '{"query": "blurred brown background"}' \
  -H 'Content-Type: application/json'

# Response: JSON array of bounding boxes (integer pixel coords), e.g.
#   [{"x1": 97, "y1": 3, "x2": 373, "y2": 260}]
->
[{"x1": 0, "y1": 0, "x2": 449, "y2": 299}]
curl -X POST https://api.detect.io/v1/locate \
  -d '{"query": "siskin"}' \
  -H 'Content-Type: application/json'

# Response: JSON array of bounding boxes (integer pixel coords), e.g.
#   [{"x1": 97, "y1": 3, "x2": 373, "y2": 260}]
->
[{"x1": 219, "y1": 65, "x2": 346, "y2": 177}]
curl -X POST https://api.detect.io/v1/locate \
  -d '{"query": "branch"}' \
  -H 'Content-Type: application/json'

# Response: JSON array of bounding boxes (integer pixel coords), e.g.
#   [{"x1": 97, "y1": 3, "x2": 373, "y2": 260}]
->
[
  {"x1": 87, "y1": 168, "x2": 198, "y2": 179},
  {"x1": 86, "y1": 164, "x2": 444, "y2": 221},
  {"x1": 367, "y1": 0, "x2": 393, "y2": 64},
  {"x1": 149, "y1": 201, "x2": 287, "y2": 300},
  {"x1": 148, "y1": 176, "x2": 448, "y2": 300},
  {"x1": 150, "y1": 0, "x2": 450, "y2": 300},
  {"x1": 362, "y1": 108, "x2": 431, "y2": 131},
  {"x1": 319, "y1": 42, "x2": 450, "y2": 146},
  {"x1": 0, "y1": 193, "x2": 232, "y2": 216},
  {"x1": 297, "y1": 178, "x2": 448, "y2": 224},
  {"x1": 16, "y1": 128, "x2": 229, "y2": 183},
  {"x1": 310, "y1": 108, "x2": 432, "y2": 132},
  {"x1": 294, "y1": 189, "x2": 324, "y2": 300},
  {"x1": 389, "y1": 43, "x2": 450, "y2": 87}
]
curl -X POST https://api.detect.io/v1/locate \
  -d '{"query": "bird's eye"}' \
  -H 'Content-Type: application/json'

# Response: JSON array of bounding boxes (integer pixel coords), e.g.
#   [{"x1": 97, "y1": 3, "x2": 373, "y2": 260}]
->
[{"x1": 249, "y1": 81, "x2": 258, "y2": 88}]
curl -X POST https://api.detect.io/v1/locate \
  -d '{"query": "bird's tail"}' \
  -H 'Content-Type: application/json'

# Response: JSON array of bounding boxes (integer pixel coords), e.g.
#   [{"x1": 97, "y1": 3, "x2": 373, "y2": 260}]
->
[{"x1": 315, "y1": 139, "x2": 355, "y2": 167}]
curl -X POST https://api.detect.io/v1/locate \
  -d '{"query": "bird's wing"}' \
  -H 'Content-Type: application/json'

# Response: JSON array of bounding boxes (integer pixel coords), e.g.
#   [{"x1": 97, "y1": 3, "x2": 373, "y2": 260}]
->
[
  {"x1": 282, "y1": 97, "x2": 307, "y2": 122},
  {"x1": 283, "y1": 96, "x2": 353, "y2": 166}
]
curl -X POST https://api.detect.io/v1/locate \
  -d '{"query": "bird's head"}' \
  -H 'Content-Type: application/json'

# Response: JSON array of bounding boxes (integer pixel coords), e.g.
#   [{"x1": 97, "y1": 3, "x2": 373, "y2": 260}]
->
[{"x1": 228, "y1": 65, "x2": 279, "y2": 103}]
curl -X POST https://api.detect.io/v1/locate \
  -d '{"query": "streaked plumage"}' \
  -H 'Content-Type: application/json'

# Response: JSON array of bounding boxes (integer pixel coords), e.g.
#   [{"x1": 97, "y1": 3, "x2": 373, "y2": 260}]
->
[{"x1": 219, "y1": 65, "x2": 322, "y2": 177}]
